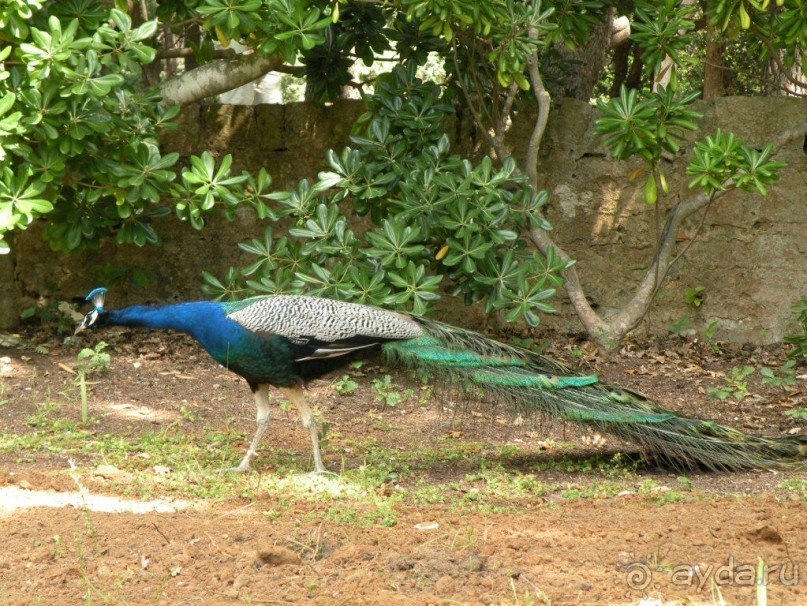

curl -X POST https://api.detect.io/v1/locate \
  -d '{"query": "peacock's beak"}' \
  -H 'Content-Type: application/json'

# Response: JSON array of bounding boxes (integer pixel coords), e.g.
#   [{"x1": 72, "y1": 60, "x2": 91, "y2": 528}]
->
[{"x1": 74, "y1": 309, "x2": 98, "y2": 335}]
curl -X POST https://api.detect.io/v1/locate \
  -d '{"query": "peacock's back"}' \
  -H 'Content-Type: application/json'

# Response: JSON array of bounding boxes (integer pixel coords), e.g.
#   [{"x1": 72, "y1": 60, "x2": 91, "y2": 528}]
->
[{"x1": 222, "y1": 295, "x2": 424, "y2": 345}]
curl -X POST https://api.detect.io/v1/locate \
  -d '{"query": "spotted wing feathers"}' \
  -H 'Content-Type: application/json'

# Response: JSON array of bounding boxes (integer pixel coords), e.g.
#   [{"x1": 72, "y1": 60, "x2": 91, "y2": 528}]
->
[{"x1": 224, "y1": 295, "x2": 423, "y2": 361}]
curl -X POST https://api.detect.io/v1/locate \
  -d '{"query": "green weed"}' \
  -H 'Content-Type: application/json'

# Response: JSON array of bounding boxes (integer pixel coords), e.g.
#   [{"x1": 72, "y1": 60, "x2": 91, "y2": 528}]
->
[
  {"x1": 685, "y1": 285, "x2": 705, "y2": 307},
  {"x1": 371, "y1": 374, "x2": 413, "y2": 407},
  {"x1": 332, "y1": 374, "x2": 359, "y2": 395},
  {"x1": 668, "y1": 315, "x2": 693, "y2": 336},
  {"x1": 707, "y1": 365, "x2": 755, "y2": 400},
  {"x1": 759, "y1": 360, "x2": 797, "y2": 390},
  {"x1": 75, "y1": 341, "x2": 112, "y2": 425},
  {"x1": 784, "y1": 299, "x2": 807, "y2": 359}
]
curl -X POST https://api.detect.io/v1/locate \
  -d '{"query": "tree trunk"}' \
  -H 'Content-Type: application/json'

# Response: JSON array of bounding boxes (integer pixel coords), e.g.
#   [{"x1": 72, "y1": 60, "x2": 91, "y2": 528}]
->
[
  {"x1": 609, "y1": 41, "x2": 632, "y2": 97},
  {"x1": 702, "y1": 25, "x2": 726, "y2": 101},
  {"x1": 551, "y1": 14, "x2": 613, "y2": 100},
  {"x1": 0, "y1": 234, "x2": 19, "y2": 330}
]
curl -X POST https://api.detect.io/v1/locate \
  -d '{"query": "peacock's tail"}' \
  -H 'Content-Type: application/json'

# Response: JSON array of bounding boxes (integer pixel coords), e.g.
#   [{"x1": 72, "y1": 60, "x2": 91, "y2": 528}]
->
[{"x1": 383, "y1": 319, "x2": 807, "y2": 471}]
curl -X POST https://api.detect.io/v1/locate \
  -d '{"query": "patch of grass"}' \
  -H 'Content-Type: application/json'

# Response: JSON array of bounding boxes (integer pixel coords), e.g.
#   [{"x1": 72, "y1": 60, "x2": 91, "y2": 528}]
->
[
  {"x1": 636, "y1": 479, "x2": 695, "y2": 506},
  {"x1": 0, "y1": 421, "x2": 256, "y2": 499},
  {"x1": 530, "y1": 451, "x2": 640, "y2": 478},
  {"x1": 462, "y1": 464, "x2": 550, "y2": 501},
  {"x1": 778, "y1": 478, "x2": 806, "y2": 499},
  {"x1": 560, "y1": 480, "x2": 624, "y2": 500},
  {"x1": 317, "y1": 499, "x2": 399, "y2": 528}
]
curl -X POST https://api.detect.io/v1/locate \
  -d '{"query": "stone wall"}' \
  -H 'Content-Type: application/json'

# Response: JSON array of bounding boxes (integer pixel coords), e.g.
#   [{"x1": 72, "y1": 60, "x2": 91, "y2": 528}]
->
[{"x1": 7, "y1": 97, "x2": 807, "y2": 342}]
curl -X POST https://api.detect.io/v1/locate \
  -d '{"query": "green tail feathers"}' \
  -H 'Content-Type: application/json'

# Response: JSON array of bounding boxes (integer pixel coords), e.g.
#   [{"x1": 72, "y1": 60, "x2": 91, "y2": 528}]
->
[{"x1": 384, "y1": 326, "x2": 806, "y2": 472}]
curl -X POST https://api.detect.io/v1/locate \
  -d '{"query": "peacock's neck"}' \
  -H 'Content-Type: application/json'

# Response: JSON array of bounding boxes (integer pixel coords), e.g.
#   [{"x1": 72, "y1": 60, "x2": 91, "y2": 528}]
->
[
  {"x1": 102, "y1": 303, "x2": 214, "y2": 333},
  {"x1": 100, "y1": 302, "x2": 243, "y2": 355},
  {"x1": 97, "y1": 301, "x2": 287, "y2": 384}
]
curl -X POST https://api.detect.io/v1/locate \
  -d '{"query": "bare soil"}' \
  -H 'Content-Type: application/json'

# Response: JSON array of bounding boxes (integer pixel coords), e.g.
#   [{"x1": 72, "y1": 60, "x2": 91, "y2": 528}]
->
[{"x1": 1, "y1": 325, "x2": 805, "y2": 605}]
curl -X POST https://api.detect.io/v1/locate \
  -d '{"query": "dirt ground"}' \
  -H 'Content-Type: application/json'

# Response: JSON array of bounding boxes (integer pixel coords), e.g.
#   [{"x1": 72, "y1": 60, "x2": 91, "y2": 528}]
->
[{"x1": 1, "y1": 323, "x2": 805, "y2": 605}]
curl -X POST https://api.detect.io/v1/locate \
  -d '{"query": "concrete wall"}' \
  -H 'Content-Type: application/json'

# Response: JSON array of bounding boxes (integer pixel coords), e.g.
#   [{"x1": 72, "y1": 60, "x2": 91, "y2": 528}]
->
[{"x1": 7, "y1": 97, "x2": 807, "y2": 342}]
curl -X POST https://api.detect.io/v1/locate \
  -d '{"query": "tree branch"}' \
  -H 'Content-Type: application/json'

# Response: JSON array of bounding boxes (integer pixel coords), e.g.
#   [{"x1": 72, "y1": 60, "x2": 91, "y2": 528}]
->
[
  {"x1": 609, "y1": 16, "x2": 631, "y2": 49},
  {"x1": 752, "y1": 23, "x2": 807, "y2": 93},
  {"x1": 521, "y1": 29, "x2": 609, "y2": 336},
  {"x1": 449, "y1": 37, "x2": 499, "y2": 156},
  {"x1": 596, "y1": 121, "x2": 807, "y2": 339},
  {"x1": 528, "y1": 224, "x2": 608, "y2": 337},
  {"x1": 159, "y1": 52, "x2": 284, "y2": 107},
  {"x1": 156, "y1": 47, "x2": 237, "y2": 60},
  {"x1": 524, "y1": 29, "x2": 551, "y2": 189}
]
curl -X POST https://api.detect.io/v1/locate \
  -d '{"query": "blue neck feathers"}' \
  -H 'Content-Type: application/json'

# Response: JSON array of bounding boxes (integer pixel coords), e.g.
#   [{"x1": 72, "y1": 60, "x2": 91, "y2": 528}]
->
[{"x1": 100, "y1": 302, "x2": 247, "y2": 362}]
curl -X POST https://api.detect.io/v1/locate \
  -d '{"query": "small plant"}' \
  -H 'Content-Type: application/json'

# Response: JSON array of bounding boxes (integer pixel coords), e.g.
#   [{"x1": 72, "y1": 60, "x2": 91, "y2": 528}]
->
[
  {"x1": 20, "y1": 301, "x2": 78, "y2": 335},
  {"x1": 707, "y1": 366, "x2": 754, "y2": 401},
  {"x1": 676, "y1": 476, "x2": 694, "y2": 492},
  {"x1": 702, "y1": 320, "x2": 722, "y2": 353},
  {"x1": 668, "y1": 316, "x2": 693, "y2": 336},
  {"x1": 74, "y1": 342, "x2": 112, "y2": 425},
  {"x1": 685, "y1": 286, "x2": 705, "y2": 308},
  {"x1": 784, "y1": 299, "x2": 807, "y2": 359},
  {"x1": 759, "y1": 360, "x2": 797, "y2": 390},
  {"x1": 332, "y1": 375, "x2": 359, "y2": 396},
  {"x1": 785, "y1": 408, "x2": 807, "y2": 420},
  {"x1": 76, "y1": 342, "x2": 112, "y2": 374},
  {"x1": 371, "y1": 374, "x2": 413, "y2": 407},
  {"x1": 779, "y1": 478, "x2": 807, "y2": 499}
]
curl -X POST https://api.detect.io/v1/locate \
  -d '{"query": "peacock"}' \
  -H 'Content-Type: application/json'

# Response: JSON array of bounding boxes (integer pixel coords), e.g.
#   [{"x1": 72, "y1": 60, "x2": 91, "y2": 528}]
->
[{"x1": 74, "y1": 287, "x2": 806, "y2": 473}]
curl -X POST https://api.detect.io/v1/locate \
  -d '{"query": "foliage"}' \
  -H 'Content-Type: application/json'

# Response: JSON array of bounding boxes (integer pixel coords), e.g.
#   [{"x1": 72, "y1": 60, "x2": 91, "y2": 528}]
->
[
  {"x1": 707, "y1": 0, "x2": 807, "y2": 66},
  {"x1": 332, "y1": 374, "x2": 359, "y2": 395},
  {"x1": 596, "y1": 90, "x2": 784, "y2": 207},
  {"x1": 202, "y1": 68, "x2": 570, "y2": 323},
  {"x1": 759, "y1": 360, "x2": 797, "y2": 389},
  {"x1": 0, "y1": 2, "x2": 278, "y2": 253},
  {"x1": 20, "y1": 300, "x2": 76, "y2": 335},
  {"x1": 371, "y1": 374, "x2": 414, "y2": 407},
  {"x1": 785, "y1": 408, "x2": 807, "y2": 420},
  {"x1": 684, "y1": 286, "x2": 705, "y2": 308},
  {"x1": 0, "y1": 0, "x2": 612, "y2": 256},
  {"x1": 0, "y1": 5, "x2": 165, "y2": 253},
  {"x1": 784, "y1": 299, "x2": 807, "y2": 359},
  {"x1": 75, "y1": 341, "x2": 111, "y2": 374},
  {"x1": 631, "y1": 0, "x2": 696, "y2": 77},
  {"x1": 706, "y1": 365, "x2": 754, "y2": 400}
]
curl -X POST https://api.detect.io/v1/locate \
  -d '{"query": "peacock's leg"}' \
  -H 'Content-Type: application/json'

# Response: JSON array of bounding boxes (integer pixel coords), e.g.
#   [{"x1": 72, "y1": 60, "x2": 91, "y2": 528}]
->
[
  {"x1": 279, "y1": 385, "x2": 327, "y2": 473},
  {"x1": 223, "y1": 384, "x2": 271, "y2": 473}
]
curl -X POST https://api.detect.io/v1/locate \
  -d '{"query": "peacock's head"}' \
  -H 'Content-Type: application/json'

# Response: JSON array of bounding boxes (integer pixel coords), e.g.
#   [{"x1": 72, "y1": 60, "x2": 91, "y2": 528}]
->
[{"x1": 75, "y1": 287, "x2": 107, "y2": 335}]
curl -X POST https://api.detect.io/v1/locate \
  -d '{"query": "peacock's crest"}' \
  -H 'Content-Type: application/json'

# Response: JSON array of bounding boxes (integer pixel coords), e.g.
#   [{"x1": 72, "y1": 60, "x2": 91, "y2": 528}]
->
[{"x1": 85, "y1": 287, "x2": 107, "y2": 311}]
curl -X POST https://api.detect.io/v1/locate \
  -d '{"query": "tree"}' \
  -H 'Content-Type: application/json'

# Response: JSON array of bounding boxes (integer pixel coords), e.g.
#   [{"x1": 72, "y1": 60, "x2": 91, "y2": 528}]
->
[{"x1": 2, "y1": 0, "x2": 806, "y2": 344}]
